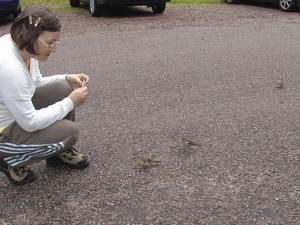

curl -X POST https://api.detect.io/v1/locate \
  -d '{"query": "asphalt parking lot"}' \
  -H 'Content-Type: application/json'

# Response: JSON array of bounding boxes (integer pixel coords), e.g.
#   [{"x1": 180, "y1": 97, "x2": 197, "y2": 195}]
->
[{"x1": 1, "y1": 3, "x2": 300, "y2": 224}]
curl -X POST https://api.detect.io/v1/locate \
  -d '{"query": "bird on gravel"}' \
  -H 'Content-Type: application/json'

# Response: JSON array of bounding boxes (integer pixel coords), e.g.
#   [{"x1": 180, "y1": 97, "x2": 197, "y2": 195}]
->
[
  {"x1": 136, "y1": 156, "x2": 161, "y2": 167},
  {"x1": 182, "y1": 138, "x2": 200, "y2": 146},
  {"x1": 277, "y1": 78, "x2": 284, "y2": 89}
]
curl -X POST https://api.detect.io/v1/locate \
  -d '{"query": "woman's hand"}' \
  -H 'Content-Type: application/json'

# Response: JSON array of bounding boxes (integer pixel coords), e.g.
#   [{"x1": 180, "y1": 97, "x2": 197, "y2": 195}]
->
[
  {"x1": 68, "y1": 86, "x2": 88, "y2": 107},
  {"x1": 66, "y1": 73, "x2": 89, "y2": 87}
]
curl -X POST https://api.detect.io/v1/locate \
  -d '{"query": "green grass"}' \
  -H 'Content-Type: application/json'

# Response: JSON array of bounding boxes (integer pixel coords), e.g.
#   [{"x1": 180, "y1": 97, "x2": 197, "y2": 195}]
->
[
  {"x1": 170, "y1": 0, "x2": 219, "y2": 4},
  {"x1": 21, "y1": 0, "x2": 73, "y2": 11},
  {"x1": 21, "y1": 0, "x2": 220, "y2": 12}
]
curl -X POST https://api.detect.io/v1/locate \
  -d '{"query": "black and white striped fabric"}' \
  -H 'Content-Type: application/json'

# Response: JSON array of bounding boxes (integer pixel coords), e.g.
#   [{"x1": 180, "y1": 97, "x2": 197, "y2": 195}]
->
[{"x1": 0, "y1": 142, "x2": 64, "y2": 167}]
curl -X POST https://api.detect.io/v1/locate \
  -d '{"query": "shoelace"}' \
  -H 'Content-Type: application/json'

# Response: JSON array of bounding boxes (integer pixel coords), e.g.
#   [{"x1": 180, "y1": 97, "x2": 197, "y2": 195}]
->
[
  {"x1": 67, "y1": 147, "x2": 79, "y2": 157},
  {"x1": 10, "y1": 166, "x2": 29, "y2": 177}
]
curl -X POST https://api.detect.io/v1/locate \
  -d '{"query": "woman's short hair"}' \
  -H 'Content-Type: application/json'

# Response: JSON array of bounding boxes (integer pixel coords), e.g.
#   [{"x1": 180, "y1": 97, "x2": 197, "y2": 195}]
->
[{"x1": 10, "y1": 4, "x2": 62, "y2": 55}]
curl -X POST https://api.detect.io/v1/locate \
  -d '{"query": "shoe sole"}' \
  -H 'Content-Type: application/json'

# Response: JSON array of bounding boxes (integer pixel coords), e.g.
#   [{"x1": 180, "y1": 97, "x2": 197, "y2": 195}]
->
[{"x1": 46, "y1": 160, "x2": 90, "y2": 169}]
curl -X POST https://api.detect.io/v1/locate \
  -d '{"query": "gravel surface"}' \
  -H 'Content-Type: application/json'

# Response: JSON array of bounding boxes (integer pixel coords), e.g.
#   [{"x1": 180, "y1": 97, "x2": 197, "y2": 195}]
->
[
  {"x1": 1, "y1": 3, "x2": 300, "y2": 224},
  {"x1": 1, "y1": 2, "x2": 300, "y2": 37}
]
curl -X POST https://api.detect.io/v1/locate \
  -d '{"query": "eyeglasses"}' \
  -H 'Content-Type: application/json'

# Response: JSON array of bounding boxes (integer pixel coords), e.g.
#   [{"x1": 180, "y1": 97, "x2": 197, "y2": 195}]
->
[{"x1": 38, "y1": 38, "x2": 60, "y2": 49}]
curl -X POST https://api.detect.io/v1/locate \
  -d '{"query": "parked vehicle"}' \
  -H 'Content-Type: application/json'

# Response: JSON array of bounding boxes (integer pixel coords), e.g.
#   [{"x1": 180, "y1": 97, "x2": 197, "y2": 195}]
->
[
  {"x1": 0, "y1": 0, "x2": 21, "y2": 20},
  {"x1": 226, "y1": 0, "x2": 300, "y2": 12},
  {"x1": 70, "y1": 0, "x2": 171, "y2": 17}
]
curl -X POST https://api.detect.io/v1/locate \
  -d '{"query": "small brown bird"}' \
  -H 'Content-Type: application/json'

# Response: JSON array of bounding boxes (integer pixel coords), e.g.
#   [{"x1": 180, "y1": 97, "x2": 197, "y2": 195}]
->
[
  {"x1": 182, "y1": 138, "x2": 200, "y2": 146},
  {"x1": 137, "y1": 156, "x2": 152, "y2": 165},
  {"x1": 136, "y1": 156, "x2": 161, "y2": 166},
  {"x1": 277, "y1": 78, "x2": 284, "y2": 89}
]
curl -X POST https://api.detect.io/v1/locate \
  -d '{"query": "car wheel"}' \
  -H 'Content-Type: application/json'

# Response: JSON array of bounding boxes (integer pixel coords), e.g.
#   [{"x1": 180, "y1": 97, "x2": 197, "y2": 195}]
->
[
  {"x1": 70, "y1": 0, "x2": 80, "y2": 7},
  {"x1": 12, "y1": 6, "x2": 21, "y2": 20},
  {"x1": 151, "y1": 2, "x2": 166, "y2": 13},
  {"x1": 278, "y1": 0, "x2": 297, "y2": 11},
  {"x1": 90, "y1": 0, "x2": 104, "y2": 16},
  {"x1": 226, "y1": 0, "x2": 239, "y2": 4}
]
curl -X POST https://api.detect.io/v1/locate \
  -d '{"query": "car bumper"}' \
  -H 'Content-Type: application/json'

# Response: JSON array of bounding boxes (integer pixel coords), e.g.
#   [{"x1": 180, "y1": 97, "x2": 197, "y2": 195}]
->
[
  {"x1": 0, "y1": 0, "x2": 20, "y2": 13},
  {"x1": 96, "y1": 0, "x2": 171, "y2": 5}
]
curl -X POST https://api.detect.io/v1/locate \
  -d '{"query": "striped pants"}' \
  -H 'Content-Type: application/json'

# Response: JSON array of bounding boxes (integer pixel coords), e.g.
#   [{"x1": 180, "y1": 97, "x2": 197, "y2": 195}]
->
[{"x1": 0, "y1": 81, "x2": 79, "y2": 167}]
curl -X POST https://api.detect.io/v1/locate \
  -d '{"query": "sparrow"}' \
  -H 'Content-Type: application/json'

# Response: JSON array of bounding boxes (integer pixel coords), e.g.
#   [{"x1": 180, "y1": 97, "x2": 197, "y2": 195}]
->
[
  {"x1": 182, "y1": 138, "x2": 200, "y2": 146},
  {"x1": 277, "y1": 78, "x2": 284, "y2": 89},
  {"x1": 136, "y1": 156, "x2": 161, "y2": 166}
]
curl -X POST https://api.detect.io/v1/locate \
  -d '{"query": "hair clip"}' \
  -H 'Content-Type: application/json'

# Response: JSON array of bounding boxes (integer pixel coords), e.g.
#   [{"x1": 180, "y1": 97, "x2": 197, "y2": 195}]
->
[
  {"x1": 34, "y1": 17, "x2": 41, "y2": 27},
  {"x1": 29, "y1": 14, "x2": 33, "y2": 25}
]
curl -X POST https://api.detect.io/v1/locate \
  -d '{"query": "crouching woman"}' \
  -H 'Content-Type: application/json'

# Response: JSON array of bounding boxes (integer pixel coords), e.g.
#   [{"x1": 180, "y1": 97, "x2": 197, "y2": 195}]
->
[{"x1": 0, "y1": 4, "x2": 90, "y2": 185}]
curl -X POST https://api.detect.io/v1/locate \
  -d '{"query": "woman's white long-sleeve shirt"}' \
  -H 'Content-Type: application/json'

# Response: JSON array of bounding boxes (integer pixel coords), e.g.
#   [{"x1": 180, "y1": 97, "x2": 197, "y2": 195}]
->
[{"x1": 0, "y1": 34, "x2": 74, "y2": 132}]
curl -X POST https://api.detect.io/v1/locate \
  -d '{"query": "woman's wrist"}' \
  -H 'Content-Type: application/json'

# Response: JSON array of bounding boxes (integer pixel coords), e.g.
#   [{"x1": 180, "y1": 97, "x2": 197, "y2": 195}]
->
[{"x1": 65, "y1": 73, "x2": 69, "y2": 82}]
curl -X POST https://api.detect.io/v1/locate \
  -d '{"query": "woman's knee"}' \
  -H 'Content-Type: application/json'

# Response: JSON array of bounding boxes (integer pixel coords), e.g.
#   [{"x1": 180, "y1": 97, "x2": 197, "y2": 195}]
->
[
  {"x1": 54, "y1": 80, "x2": 73, "y2": 98},
  {"x1": 58, "y1": 120, "x2": 80, "y2": 144},
  {"x1": 32, "y1": 81, "x2": 74, "y2": 109},
  {"x1": 42, "y1": 120, "x2": 80, "y2": 148}
]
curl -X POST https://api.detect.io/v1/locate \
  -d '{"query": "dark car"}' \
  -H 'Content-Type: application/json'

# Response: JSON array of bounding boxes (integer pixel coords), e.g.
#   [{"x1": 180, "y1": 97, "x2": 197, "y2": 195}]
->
[
  {"x1": 0, "y1": 0, "x2": 21, "y2": 20},
  {"x1": 70, "y1": 0, "x2": 171, "y2": 17},
  {"x1": 226, "y1": 0, "x2": 300, "y2": 12}
]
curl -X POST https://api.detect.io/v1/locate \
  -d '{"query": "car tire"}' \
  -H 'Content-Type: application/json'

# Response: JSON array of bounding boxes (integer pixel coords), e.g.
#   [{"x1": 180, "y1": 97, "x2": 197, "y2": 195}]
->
[
  {"x1": 12, "y1": 6, "x2": 21, "y2": 20},
  {"x1": 226, "y1": 0, "x2": 239, "y2": 4},
  {"x1": 90, "y1": 0, "x2": 104, "y2": 16},
  {"x1": 70, "y1": 0, "x2": 80, "y2": 7},
  {"x1": 151, "y1": 2, "x2": 166, "y2": 13},
  {"x1": 278, "y1": 0, "x2": 297, "y2": 11}
]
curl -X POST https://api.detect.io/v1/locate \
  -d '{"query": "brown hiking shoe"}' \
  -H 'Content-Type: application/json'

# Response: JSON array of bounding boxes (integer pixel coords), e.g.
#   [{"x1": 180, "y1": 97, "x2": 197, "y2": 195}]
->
[
  {"x1": 46, "y1": 147, "x2": 89, "y2": 169},
  {"x1": 0, "y1": 164, "x2": 35, "y2": 185}
]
